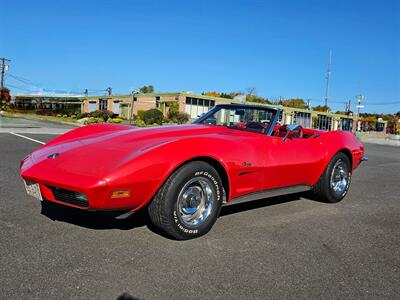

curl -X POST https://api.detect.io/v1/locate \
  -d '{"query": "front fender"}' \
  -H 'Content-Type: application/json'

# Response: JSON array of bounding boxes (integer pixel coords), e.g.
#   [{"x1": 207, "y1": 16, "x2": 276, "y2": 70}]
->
[{"x1": 104, "y1": 136, "x2": 247, "y2": 211}]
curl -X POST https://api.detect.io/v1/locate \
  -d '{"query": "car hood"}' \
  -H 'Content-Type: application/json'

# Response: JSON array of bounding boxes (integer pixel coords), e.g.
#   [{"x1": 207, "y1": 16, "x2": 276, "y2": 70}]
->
[{"x1": 25, "y1": 124, "x2": 227, "y2": 177}]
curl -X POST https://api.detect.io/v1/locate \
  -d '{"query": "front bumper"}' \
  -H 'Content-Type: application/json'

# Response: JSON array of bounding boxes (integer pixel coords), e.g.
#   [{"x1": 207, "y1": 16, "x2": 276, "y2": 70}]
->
[{"x1": 21, "y1": 155, "x2": 135, "y2": 211}]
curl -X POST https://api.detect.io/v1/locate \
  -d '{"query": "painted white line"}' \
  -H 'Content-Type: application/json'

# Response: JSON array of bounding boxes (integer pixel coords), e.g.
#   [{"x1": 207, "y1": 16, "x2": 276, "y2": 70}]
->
[{"x1": 9, "y1": 132, "x2": 46, "y2": 145}]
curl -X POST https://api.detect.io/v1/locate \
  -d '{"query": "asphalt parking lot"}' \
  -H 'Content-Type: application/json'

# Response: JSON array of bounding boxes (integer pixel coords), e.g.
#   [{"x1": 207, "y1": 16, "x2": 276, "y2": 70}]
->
[{"x1": 1, "y1": 118, "x2": 399, "y2": 299}]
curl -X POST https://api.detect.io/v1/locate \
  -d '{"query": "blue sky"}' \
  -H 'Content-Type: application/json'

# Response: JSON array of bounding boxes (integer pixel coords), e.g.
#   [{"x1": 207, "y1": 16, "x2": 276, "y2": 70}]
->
[{"x1": 2, "y1": 0, "x2": 399, "y2": 113}]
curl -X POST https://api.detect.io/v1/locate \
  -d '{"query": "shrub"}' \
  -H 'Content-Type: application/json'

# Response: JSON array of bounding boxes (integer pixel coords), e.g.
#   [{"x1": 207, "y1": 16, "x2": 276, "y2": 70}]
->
[
  {"x1": 175, "y1": 112, "x2": 190, "y2": 124},
  {"x1": 134, "y1": 118, "x2": 146, "y2": 127},
  {"x1": 89, "y1": 110, "x2": 114, "y2": 121},
  {"x1": 109, "y1": 117, "x2": 122, "y2": 123},
  {"x1": 143, "y1": 109, "x2": 163, "y2": 125},
  {"x1": 84, "y1": 117, "x2": 103, "y2": 125},
  {"x1": 76, "y1": 112, "x2": 89, "y2": 119},
  {"x1": 137, "y1": 110, "x2": 146, "y2": 121},
  {"x1": 167, "y1": 107, "x2": 189, "y2": 124}
]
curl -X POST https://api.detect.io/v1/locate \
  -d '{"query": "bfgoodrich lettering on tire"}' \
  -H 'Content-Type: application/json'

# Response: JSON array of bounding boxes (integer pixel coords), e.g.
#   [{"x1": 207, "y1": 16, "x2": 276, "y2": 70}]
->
[
  {"x1": 313, "y1": 152, "x2": 352, "y2": 203},
  {"x1": 148, "y1": 161, "x2": 223, "y2": 240}
]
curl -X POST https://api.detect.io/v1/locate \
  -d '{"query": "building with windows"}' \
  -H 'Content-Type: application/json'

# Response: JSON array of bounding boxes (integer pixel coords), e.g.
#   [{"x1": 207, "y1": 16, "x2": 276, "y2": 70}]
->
[
  {"x1": 11, "y1": 92, "x2": 382, "y2": 133},
  {"x1": 81, "y1": 92, "x2": 230, "y2": 119},
  {"x1": 11, "y1": 95, "x2": 83, "y2": 113}
]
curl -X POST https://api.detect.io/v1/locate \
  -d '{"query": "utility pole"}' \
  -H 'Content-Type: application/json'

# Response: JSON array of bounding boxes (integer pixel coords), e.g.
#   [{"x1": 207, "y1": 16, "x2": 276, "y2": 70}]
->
[
  {"x1": 324, "y1": 50, "x2": 332, "y2": 108},
  {"x1": 0, "y1": 57, "x2": 11, "y2": 110},
  {"x1": 355, "y1": 94, "x2": 364, "y2": 131},
  {"x1": 348, "y1": 99, "x2": 351, "y2": 114},
  {"x1": 355, "y1": 94, "x2": 364, "y2": 116}
]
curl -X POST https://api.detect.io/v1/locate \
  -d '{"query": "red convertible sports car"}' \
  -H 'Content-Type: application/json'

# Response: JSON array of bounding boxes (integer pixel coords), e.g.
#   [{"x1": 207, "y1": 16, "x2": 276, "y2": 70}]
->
[{"x1": 20, "y1": 104, "x2": 367, "y2": 239}]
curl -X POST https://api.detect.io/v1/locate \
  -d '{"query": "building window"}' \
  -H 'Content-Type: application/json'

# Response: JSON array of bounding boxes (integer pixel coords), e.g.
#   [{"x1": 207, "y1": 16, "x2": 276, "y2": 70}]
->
[
  {"x1": 184, "y1": 97, "x2": 215, "y2": 119},
  {"x1": 341, "y1": 118, "x2": 353, "y2": 131},
  {"x1": 316, "y1": 115, "x2": 332, "y2": 130},
  {"x1": 294, "y1": 112, "x2": 311, "y2": 128},
  {"x1": 89, "y1": 101, "x2": 97, "y2": 112},
  {"x1": 376, "y1": 122, "x2": 385, "y2": 132},
  {"x1": 113, "y1": 101, "x2": 120, "y2": 115},
  {"x1": 156, "y1": 96, "x2": 160, "y2": 108},
  {"x1": 99, "y1": 99, "x2": 108, "y2": 110}
]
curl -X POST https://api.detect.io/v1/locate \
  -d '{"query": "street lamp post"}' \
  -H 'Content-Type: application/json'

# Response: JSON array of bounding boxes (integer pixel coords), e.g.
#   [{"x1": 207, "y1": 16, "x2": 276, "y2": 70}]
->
[{"x1": 130, "y1": 88, "x2": 139, "y2": 124}]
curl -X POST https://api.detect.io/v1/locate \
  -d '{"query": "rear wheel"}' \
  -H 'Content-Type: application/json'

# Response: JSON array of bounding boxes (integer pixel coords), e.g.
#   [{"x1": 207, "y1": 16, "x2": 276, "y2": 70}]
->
[
  {"x1": 148, "y1": 161, "x2": 223, "y2": 240},
  {"x1": 313, "y1": 152, "x2": 352, "y2": 203}
]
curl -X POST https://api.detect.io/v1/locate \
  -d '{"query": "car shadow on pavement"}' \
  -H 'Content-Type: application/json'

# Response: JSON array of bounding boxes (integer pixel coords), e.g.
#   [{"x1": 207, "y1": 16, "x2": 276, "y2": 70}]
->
[
  {"x1": 40, "y1": 201, "x2": 148, "y2": 230},
  {"x1": 40, "y1": 192, "x2": 311, "y2": 235},
  {"x1": 220, "y1": 193, "x2": 303, "y2": 217}
]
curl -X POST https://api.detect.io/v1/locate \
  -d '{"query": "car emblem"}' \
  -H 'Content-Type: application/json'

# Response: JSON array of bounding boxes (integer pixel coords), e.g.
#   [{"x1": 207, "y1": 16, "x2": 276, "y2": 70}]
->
[{"x1": 47, "y1": 153, "x2": 60, "y2": 159}]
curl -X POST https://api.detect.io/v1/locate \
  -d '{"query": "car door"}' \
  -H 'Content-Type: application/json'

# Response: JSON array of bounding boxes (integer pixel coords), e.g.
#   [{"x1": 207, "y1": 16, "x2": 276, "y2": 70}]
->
[{"x1": 261, "y1": 135, "x2": 326, "y2": 190}]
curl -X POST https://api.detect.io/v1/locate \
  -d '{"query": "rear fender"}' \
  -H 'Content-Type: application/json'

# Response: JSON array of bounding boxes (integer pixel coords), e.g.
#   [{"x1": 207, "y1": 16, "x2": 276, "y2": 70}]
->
[{"x1": 319, "y1": 131, "x2": 364, "y2": 173}]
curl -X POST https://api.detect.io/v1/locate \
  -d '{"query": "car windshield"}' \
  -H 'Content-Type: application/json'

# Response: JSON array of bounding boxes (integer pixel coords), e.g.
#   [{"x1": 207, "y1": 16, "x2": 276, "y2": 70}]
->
[{"x1": 194, "y1": 105, "x2": 278, "y2": 135}]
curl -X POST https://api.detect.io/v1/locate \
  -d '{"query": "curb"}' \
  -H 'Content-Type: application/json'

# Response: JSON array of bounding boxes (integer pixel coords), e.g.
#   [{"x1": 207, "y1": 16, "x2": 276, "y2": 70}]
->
[{"x1": 1, "y1": 112, "x2": 83, "y2": 127}]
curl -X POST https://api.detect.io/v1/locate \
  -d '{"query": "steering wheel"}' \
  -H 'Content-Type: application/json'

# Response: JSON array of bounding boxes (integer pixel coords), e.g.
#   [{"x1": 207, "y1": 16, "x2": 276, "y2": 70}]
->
[
  {"x1": 245, "y1": 122, "x2": 265, "y2": 131},
  {"x1": 274, "y1": 125, "x2": 304, "y2": 138}
]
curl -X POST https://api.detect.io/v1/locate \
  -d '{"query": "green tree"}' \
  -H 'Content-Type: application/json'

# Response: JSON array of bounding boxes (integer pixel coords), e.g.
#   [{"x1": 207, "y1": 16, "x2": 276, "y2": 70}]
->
[
  {"x1": 139, "y1": 85, "x2": 155, "y2": 93},
  {"x1": 0, "y1": 87, "x2": 11, "y2": 102},
  {"x1": 202, "y1": 91, "x2": 242, "y2": 99},
  {"x1": 167, "y1": 102, "x2": 189, "y2": 124},
  {"x1": 363, "y1": 115, "x2": 377, "y2": 130},
  {"x1": 313, "y1": 105, "x2": 330, "y2": 112},
  {"x1": 280, "y1": 98, "x2": 307, "y2": 109},
  {"x1": 245, "y1": 87, "x2": 271, "y2": 104}
]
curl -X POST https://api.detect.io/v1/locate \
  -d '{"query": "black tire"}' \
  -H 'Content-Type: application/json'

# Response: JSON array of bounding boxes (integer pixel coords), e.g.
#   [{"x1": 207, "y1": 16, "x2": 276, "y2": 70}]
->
[
  {"x1": 148, "y1": 161, "x2": 223, "y2": 240},
  {"x1": 313, "y1": 152, "x2": 352, "y2": 203}
]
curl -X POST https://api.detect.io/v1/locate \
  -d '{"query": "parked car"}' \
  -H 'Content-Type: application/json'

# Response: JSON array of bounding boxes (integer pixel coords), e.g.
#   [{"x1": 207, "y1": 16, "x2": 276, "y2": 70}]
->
[{"x1": 20, "y1": 104, "x2": 367, "y2": 239}]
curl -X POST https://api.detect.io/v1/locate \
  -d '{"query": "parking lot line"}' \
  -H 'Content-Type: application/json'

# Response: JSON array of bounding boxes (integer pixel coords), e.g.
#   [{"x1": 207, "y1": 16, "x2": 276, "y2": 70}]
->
[{"x1": 9, "y1": 132, "x2": 46, "y2": 145}]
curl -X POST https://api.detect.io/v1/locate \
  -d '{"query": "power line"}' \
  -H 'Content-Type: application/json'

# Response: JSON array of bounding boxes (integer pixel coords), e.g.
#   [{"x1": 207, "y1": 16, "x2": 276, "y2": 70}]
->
[
  {"x1": 5, "y1": 83, "x2": 33, "y2": 92},
  {"x1": 365, "y1": 101, "x2": 400, "y2": 105},
  {"x1": 7, "y1": 73, "x2": 40, "y2": 86}
]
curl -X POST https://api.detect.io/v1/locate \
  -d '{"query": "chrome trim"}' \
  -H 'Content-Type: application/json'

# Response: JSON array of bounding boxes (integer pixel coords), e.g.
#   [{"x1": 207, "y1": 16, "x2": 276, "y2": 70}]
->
[
  {"x1": 330, "y1": 159, "x2": 350, "y2": 197},
  {"x1": 223, "y1": 185, "x2": 311, "y2": 206},
  {"x1": 361, "y1": 156, "x2": 368, "y2": 162},
  {"x1": 177, "y1": 177, "x2": 215, "y2": 227}
]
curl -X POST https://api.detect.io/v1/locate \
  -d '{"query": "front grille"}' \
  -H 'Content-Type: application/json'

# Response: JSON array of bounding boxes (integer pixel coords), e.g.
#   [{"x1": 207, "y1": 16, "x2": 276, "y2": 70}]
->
[{"x1": 48, "y1": 186, "x2": 89, "y2": 208}]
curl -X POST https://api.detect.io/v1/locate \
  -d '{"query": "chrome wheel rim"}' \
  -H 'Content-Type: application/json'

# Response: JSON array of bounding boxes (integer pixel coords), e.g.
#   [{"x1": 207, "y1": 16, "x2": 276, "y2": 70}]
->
[
  {"x1": 177, "y1": 177, "x2": 215, "y2": 227},
  {"x1": 330, "y1": 159, "x2": 349, "y2": 197}
]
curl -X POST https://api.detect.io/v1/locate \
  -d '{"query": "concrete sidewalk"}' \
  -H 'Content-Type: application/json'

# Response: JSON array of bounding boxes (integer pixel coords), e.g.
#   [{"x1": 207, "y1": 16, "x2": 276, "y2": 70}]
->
[
  {"x1": 359, "y1": 136, "x2": 400, "y2": 147},
  {"x1": 0, "y1": 116, "x2": 74, "y2": 135}
]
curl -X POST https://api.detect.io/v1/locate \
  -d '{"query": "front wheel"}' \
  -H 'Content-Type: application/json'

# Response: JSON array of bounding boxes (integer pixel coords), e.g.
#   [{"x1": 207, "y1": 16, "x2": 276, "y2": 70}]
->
[
  {"x1": 148, "y1": 161, "x2": 223, "y2": 240},
  {"x1": 313, "y1": 152, "x2": 352, "y2": 203}
]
